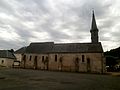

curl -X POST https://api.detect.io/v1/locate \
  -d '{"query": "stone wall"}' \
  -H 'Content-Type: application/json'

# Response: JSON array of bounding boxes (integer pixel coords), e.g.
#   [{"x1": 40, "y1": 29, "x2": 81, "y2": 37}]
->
[
  {"x1": 21, "y1": 53, "x2": 105, "y2": 73},
  {"x1": 0, "y1": 58, "x2": 14, "y2": 67},
  {"x1": 15, "y1": 54, "x2": 22, "y2": 62}
]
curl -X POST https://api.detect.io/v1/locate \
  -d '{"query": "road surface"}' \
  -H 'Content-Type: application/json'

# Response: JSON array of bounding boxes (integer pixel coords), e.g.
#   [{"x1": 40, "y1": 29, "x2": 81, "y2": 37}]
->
[{"x1": 0, "y1": 68, "x2": 120, "y2": 90}]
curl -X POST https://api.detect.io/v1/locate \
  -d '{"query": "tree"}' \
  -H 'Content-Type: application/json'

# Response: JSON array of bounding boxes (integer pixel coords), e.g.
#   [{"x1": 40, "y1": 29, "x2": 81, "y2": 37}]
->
[{"x1": 106, "y1": 56, "x2": 118, "y2": 67}]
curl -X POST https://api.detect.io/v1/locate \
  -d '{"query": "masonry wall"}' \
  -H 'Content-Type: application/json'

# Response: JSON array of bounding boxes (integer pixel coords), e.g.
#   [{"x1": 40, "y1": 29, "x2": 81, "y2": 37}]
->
[
  {"x1": 15, "y1": 54, "x2": 22, "y2": 62},
  {"x1": 0, "y1": 58, "x2": 14, "y2": 67},
  {"x1": 21, "y1": 53, "x2": 105, "y2": 73}
]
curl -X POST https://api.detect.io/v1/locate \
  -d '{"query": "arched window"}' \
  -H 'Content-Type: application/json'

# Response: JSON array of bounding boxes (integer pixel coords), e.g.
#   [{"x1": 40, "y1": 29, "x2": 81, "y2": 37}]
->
[
  {"x1": 55, "y1": 55, "x2": 57, "y2": 62},
  {"x1": 42, "y1": 56, "x2": 44, "y2": 62},
  {"x1": 82, "y1": 55, "x2": 85, "y2": 62},
  {"x1": 23, "y1": 55, "x2": 26, "y2": 60}
]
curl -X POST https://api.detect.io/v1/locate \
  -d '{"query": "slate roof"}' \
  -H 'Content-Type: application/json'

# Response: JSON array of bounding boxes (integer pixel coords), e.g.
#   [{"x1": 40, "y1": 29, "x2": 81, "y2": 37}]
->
[
  {"x1": 0, "y1": 50, "x2": 16, "y2": 59},
  {"x1": 90, "y1": 10, "x2": 98, "y2": 31},
  {"x1": 25, "y1": 42, "x2": 103, "y2": 54},
  {"x1": 15, "y1": 47, "x2": 27, "y2": 54},
  {"x1": 26, "y1": 42, "x2": 54, "y2": 53},
  {"x1": 53, "y1": 43, "x2": 103, "y2": 53}
]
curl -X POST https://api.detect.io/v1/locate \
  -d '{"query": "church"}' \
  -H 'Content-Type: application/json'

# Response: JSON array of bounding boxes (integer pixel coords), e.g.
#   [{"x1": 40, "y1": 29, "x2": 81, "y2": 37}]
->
[{"x1": 20, "y1": 11, "x2": 106, "y2": 73}]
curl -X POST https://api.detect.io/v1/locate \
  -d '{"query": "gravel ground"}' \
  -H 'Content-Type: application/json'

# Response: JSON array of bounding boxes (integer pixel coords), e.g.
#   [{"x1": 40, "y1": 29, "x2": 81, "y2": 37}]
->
[{"x1": 0, "y1": 68, "x2": 120, "y2": 90}]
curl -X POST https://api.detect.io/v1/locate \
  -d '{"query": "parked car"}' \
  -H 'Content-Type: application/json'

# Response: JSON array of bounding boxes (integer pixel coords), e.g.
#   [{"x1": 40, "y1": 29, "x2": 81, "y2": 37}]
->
[{"x1": 12, "y1": 61, "x2": 20, "y2": 68}]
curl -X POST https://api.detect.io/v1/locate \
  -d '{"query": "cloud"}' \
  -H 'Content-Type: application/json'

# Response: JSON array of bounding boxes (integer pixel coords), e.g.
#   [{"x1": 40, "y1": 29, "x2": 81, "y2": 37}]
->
[{"x1": 0, "y1": 0, "x2": 119, "y2": 51}]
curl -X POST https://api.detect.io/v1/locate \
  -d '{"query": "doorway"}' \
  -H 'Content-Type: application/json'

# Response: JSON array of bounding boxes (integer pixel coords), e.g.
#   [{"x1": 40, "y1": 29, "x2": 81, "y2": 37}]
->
[
  {"x1": 87, "y1": 58, "x2": 91, "y2": 72},
  {"x1": 75, "y1": 57, "x2": 79, "y2": 72},
  {"x1": 23, "y1": 55, "x2": 26, "y2": 68},
  {"x1": 34, "y1": 56, "x2": 38, "y2": 69}
]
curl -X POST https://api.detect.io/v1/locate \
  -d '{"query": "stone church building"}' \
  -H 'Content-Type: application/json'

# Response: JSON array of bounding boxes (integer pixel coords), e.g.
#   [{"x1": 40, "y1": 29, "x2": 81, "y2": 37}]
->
[{"x1": 20, "y1": 11, "x2": 105, "y2": 73}]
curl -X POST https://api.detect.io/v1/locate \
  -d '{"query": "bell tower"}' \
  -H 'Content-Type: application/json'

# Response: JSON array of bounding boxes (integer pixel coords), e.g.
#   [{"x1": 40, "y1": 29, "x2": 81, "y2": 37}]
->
[{"x1": 90, "y1": 10, "x2": 99, "y2": 43}]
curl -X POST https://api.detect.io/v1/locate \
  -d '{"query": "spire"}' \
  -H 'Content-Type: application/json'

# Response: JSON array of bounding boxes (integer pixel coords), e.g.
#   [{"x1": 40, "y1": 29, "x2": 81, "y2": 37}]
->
[
  {"x1": 90, "y1": 10, "x2": 99, "y2": 43},
  {"x1": 91, "y1": 10, "x2": 98, "y2": 31}
]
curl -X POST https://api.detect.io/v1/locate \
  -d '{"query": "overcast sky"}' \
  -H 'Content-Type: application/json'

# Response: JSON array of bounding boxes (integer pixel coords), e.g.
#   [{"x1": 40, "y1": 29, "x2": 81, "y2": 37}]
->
[{"x1": 0, "y1": 0, "x2": 120, "y2": 51}]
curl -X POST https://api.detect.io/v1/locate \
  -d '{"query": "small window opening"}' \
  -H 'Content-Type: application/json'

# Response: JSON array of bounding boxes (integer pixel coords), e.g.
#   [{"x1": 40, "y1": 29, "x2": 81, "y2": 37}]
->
[
  {"x1": 82, "y1": 55, "x2": 85, "y2": 62},
  {"x1": 23, "y1": 55, "x2": 26, "y2": 60},
  {"x1": 55, "y1": 55, "x2": 57, "y2": 62},
  {"x1": 42, "y1": 56, "x2": 44, "y2": 62}
]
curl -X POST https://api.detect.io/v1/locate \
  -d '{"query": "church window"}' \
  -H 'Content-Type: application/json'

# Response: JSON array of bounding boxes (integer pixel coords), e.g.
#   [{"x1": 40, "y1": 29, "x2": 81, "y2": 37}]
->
[
  {"x1": 55, "y1": 55, "x2": 57, "y2": 62},
  {"x1": 23, "y1": 55, "x2": 26, "y2": 60},
  {"x1": 29, "y1": 56, "x2": 32, "y2": 61},
  {"x1": 42, "y1": 56, "x2": 44, "y2": 62},
  {"x1": 82, "y1": 55, "x2": 85, "y2": 62}
]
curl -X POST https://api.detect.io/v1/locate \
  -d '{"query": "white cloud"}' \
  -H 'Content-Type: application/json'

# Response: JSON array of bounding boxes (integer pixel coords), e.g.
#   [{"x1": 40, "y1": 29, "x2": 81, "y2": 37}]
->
[
  {"x1": 0, "y1": 25, "x2": 20, "y2": 41},
  {"x1": 0, "y1": 0, "x2": 119, "y2": 51}
]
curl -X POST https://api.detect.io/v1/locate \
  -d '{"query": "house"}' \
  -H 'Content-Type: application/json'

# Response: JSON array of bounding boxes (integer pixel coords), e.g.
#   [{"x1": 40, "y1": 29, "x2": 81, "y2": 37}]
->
[
  {"x1": 20, "y1": 11, "x2": 106, "y2": 73},
  {"x1": 0, "y1": 50, "x2": 16, "y2": 67},
  {"x1": 14, "y1": 47, "x2": 26, "y2": 62},
  {"x1": 14, "y1": 47, "x2": 26, "y2": 68}
]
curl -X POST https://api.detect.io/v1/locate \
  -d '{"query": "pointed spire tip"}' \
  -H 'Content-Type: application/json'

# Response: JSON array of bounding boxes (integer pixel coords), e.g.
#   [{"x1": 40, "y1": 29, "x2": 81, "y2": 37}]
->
[
  {"x1": 91, "y1": 10, "x2": 98, "y2": 31},
  {"x1": 92, "y1": 8, "x2": 94, "y2": 13}
]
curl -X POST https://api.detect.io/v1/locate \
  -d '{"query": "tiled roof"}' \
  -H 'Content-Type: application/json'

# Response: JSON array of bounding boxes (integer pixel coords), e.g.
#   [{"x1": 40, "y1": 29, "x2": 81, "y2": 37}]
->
[
  {"x1": 15, "y1": 47, "x2": 26, "y2": 54},
  {"x1": 26, "y1": 42, "x2": 54, "y2": 53},
  {"x1": 0, "y1": 50, "x2": 16, "y2": 59},
  {"x1": 53, "y1": 43, "x2": 103, "y2": 53},
  {"x1": 25, "y1": 42, "x2": 103, "y2": 54}
]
